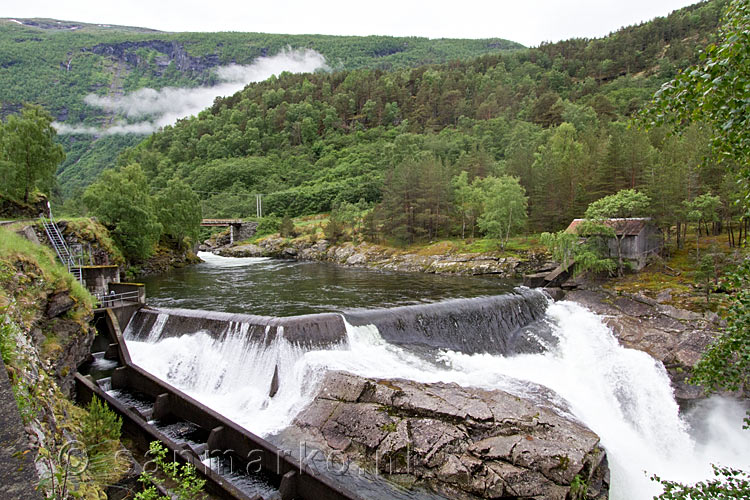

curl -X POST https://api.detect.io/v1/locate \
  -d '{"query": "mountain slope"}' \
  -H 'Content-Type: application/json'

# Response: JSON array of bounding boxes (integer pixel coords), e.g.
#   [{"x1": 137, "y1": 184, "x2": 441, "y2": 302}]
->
[
  {"x1": 0, "y1": 17, "x2": 523, "y2": 197},
  {"x1": 114, "y1": 0, "x2": 727, "y2": 233},
  {"x1": 0, "y1": 18, "x2": 522, "y2": 120}
]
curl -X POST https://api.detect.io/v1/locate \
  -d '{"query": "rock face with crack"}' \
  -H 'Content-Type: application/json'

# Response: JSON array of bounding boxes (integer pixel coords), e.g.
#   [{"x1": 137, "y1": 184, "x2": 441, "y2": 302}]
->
[{"x1": 287, "y1": 371, "x2": 609, "y2": 500}]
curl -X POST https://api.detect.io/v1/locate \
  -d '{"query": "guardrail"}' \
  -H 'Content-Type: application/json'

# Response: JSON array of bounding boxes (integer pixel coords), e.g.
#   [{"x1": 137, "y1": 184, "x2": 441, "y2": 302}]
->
[
  {"x1": 200, "y1": 219, "x2": 243, "y2": 226},
  {"x1": 94, "y1": 290, "x2": 141, "y2": 308}
]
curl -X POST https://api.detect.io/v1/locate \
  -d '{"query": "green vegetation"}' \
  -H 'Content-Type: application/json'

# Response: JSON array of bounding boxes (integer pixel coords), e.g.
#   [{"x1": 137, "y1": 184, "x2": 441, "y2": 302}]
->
[
  {"x1": 584, "y1": 189, "x2": 651, "y2": 275},
  {"x1": 80, "y1": 396, "x2": 123, "y2": 483},
  {"x1": 154, "y1": 178, "x2": 202, "y2": 248},
  {"x1": 642, "y1": 1, "x2": 750, "y2": 497},
  {"x1": 539, "y1": 229, "x2": 616, "y2": 277},
  {"x1": 82, "y1": 164, "x2": 202, "y2": 261},
  {"x1": 0, "y1": 17, "x2": 522, "y2": 198},
  {"x1": 95, "y1": 0, "x2": 740, "y2": 251},
  {"x1": 653, "y1": 465, "x2": 749, "y2": 499},
  {"x1": 569, "y1": 474, "x2": 589, "y2": 499},
  {"x1": 136, "y1": 441, "x2": 206, "y2": 500},
  {"x1": 83, "y1": 164, "x2": 162, "y2": 261},
  {"x1": 692, "y1": 259, "x2": 750, "y2": 397},
  {"x1": 0, "y1": 226, "x2": 94, "y2": 308},
  {"x1": 0, "y1": 224, "x2": 133, "y2": 499}
]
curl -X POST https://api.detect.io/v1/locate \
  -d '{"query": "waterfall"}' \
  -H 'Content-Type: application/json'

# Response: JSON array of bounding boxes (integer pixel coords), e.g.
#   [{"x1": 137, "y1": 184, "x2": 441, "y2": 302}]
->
[
  {"x1": 343, "y1": 287, "x2": 551, "y2": 354},
  {"x1": 124, "y1": 296, "x2": 750, "y2": 499}
]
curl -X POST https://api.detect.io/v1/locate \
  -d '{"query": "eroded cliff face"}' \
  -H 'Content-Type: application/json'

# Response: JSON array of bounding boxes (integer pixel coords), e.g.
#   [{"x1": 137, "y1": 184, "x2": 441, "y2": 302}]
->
[
  {"x1": 281, "y1": 371, "x2": 609, "y2": 500},
  {"x1": 89, "y1": 40, "x2": 222, "y2": 76}
]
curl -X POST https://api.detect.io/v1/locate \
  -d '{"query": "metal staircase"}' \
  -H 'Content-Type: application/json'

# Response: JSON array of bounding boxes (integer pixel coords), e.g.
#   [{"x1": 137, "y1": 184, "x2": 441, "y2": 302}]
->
[{"x1": 39, "y1": 206, "x2": 83, "y2": 283}]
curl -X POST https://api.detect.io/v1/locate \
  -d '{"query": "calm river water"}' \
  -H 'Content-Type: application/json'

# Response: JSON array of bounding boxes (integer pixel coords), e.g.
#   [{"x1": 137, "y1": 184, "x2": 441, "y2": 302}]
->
[{"x1": 138, "y1": 252, "x2": 515, "y2": 316}]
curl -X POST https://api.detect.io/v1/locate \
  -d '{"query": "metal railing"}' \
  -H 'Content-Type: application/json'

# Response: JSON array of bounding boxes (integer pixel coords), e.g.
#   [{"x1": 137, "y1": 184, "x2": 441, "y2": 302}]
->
[
  {"x1": 94, "y1": 290, "x2": 141, "y2": 308},
  {"x1": 200, "y1": 218, "x2": 243, "y2": 226},
  {"x1": 39, "y1": 203, "x2": 83, "y2": 283}
]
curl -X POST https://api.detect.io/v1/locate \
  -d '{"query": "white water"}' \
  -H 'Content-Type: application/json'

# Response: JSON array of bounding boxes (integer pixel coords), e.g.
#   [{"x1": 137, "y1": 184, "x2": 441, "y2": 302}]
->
[
  {"x1": 196, "y1": 251, "x2": 271, "y2": 267},
  {"x1": 125, "y1": 300, "x2": 750, "y2": 499}
]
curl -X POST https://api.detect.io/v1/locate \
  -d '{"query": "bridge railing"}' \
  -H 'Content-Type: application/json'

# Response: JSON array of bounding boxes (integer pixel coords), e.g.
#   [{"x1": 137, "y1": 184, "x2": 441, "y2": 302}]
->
[{"x1": 200, "y1": 218, "x2": 242, "y2": 226}]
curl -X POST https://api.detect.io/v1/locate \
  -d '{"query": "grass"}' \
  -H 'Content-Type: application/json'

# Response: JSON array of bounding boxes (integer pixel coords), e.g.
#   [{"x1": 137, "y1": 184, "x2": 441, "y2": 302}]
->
[
  {"x1": 0, "y1": 226, "x2": 95, "y2": 311},
  {"x1": 405, "y1": 235, "x2": 543, "y2": 256},
  {"x1": 605, "y1": 232, "x2": 747, "y2": 313}
]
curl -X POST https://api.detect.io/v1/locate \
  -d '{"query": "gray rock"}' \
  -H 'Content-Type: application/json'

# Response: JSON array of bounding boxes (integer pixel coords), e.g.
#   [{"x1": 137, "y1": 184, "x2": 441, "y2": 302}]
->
[
  {"x1": 217, "y1": 243, "x2": 263, "y2": 257},
  {"x1": 289, "y1": 372, "x2": 609, "y2": 499},
  {"x1": 45, "y1": 291, "x2": 74, "y2": 318}
]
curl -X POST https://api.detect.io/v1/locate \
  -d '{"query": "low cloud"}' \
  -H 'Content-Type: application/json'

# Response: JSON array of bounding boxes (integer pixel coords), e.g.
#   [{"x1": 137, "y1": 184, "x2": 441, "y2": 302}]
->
[{"x1": 55, "y1": 48, "x2": 327, "y2": 136}]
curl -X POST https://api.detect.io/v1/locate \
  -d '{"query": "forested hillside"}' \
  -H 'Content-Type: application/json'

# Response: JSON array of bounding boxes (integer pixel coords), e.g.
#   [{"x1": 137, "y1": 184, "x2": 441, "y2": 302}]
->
[
  {"x1": 114, "y1": 0, "x2": 738, "y2": 243},
  {"x1": 0, "y1": 17, "x2": 522, "y2": 195}
]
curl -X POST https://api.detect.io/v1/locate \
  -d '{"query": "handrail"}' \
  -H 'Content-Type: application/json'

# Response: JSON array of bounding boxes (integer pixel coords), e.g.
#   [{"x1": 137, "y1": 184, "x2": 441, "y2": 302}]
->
[
  {"x1": 200, "y1": 218, "x2": 243, "y2": 226},
  {"x1": 94, "y1": 291, "x2": 141, "y2": 308},
  {"x1": 39, "y1": 206, "x2": 82, "y2": 282}
]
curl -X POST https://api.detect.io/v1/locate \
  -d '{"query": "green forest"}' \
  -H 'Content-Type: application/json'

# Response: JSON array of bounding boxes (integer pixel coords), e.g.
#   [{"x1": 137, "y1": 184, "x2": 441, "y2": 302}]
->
[
  {"x1": 2, "y1": 0, "x2": 747, "y2": 260},
  {"x1": 102, "y1": 0, "x2": 742, "y2": 247},
  {"x1": 0, "y1": 16, "x2": 522, "y2": 196}
]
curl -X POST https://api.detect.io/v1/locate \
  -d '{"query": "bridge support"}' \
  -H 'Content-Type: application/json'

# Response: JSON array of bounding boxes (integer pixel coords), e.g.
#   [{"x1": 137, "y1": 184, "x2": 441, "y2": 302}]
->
[{"x1": 200, "y1": 220, "x2": 258, "y2": 246}]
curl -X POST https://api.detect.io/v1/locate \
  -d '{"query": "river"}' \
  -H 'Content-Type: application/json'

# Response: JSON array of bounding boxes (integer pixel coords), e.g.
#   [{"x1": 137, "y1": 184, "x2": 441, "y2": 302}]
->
[
  {"x1": 139, "y1": 252, "x2": 515, "y2": 316},
  {"x1": 128, "y1": 252, "x2": 750, "y2": 499}
]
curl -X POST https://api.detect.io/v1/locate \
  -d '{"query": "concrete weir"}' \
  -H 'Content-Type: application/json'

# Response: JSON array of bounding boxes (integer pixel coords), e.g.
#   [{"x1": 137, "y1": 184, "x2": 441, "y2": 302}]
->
[
  {"x1": 124, "y1": 307, "x2": 349, "y2": 348},
  {"x1": 78, "y1": 289, "x2": 551, "y2": 499},
  {"x1": 343, "y1": 287, "x2": 550, "y2": 355}
]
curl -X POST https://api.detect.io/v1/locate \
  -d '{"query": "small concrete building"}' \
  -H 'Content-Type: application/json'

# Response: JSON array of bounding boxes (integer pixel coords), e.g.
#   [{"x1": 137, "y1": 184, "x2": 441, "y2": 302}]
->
[{"x1": 566, "y1": 217, "x2": 662, "y2": 270}]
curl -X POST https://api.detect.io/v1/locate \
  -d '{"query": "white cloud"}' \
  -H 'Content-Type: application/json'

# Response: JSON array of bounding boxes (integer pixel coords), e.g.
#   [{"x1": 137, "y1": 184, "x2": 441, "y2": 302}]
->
[
  {"x1": 55, "y1": 48, "x2": 328, "y2": 136},
  {"x1": 2, "y1": 0, "x2": 700, "y2": 47}
]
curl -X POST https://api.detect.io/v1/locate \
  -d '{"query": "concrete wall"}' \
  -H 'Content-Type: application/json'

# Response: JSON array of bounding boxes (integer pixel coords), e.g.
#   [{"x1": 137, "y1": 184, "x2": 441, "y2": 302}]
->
[
  {"x1": 229, "y1": 222, "x2": 258, "y2": 244},
  {"x1": 81, "y1": 265, "x2": 120, "y2": 296}
]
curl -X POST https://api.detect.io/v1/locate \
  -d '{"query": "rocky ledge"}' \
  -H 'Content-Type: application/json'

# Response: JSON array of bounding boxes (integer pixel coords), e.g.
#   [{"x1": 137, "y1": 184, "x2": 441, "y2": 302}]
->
[
  {"x1": 283, "y1": 371, "x2": 609, "y2": 500},
  {"x1": 216, "y1": 237, "x2": 549, "y2": 278},
  {"x1": 565, "y1": 288, "x2": 721, "y2": 403}
]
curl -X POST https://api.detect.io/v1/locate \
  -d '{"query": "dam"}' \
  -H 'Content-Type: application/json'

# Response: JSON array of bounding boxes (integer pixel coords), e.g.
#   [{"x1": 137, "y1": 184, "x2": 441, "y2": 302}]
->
[{"x1": 79, "y1": 253, "x2": 750, "y2": 500}]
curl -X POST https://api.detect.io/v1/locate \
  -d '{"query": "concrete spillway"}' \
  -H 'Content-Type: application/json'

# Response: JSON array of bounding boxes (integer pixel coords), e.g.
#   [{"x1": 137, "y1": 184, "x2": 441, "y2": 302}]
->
[
  {"x1": 123, "y1": 307, "x2": 348, "y2": 348},
  {"x1": 123, "y1": 287, "x2": 550, "y2": 356},
  {"x1": 343, "y1": 287, "x2": 550, "y2": 354}
]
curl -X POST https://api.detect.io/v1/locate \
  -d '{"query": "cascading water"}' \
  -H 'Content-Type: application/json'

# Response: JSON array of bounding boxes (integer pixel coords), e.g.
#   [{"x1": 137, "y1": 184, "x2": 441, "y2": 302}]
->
[{"x1": 125, "y1": 296, "x2": 750, "y2": 499}]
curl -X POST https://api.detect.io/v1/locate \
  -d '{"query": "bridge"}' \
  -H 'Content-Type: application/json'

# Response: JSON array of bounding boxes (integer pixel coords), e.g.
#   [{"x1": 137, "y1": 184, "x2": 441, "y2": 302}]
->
[
  {"x1": 200, "y1": 219, "x2": 243, "y2": 227},
  {"x1": 200, "y1": 219, "x2": 258, "y2": 244}
]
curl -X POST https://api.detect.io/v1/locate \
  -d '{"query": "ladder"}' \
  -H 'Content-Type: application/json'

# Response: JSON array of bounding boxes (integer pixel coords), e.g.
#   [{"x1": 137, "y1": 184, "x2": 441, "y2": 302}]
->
[{"x1": 39, "y1": 210, "x2": 82, "y2": 283}]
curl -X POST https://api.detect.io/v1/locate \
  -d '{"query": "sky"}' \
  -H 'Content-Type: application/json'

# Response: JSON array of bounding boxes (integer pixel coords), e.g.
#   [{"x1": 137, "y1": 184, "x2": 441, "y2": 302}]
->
[{"x1": 2, "y1": 0, "x2": 701, "y2": 47}]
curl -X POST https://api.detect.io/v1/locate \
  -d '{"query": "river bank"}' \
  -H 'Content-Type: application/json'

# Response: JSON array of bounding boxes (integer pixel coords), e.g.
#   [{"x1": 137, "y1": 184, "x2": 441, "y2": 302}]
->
[{"x1": 214, "y1": 235, "x2": 552, "y2": 279}]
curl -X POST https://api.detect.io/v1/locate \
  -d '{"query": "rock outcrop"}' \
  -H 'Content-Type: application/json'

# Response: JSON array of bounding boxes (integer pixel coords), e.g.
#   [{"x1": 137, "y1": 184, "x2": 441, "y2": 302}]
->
[
  {"x1": 284, "y1": 371, "x2": 609, "y2": 500},
  {"x1": 565, "y1": 288, "x2": 720, "y2": 403},
  {"x1": 90, "y1": 40, "x2": 221, "y2": 75},
  {"x1": 218, "y1": 237, "x2": 549, "y2": 278},
  {"x1": 0, "y1": 229, "x2": 136, "y2": 498}
]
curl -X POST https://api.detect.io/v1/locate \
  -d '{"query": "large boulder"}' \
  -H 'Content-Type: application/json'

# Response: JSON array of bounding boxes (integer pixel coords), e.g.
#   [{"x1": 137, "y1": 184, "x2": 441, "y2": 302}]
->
[{"x1": 284, "y1": 371, "x2": 609, "y2": 500}]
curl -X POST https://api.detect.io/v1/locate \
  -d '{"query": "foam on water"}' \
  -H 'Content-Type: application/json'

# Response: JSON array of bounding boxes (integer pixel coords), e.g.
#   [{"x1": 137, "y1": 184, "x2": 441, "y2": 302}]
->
[{"x1": 197, "y1": 251, "x2": 271, "y2": 267}]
